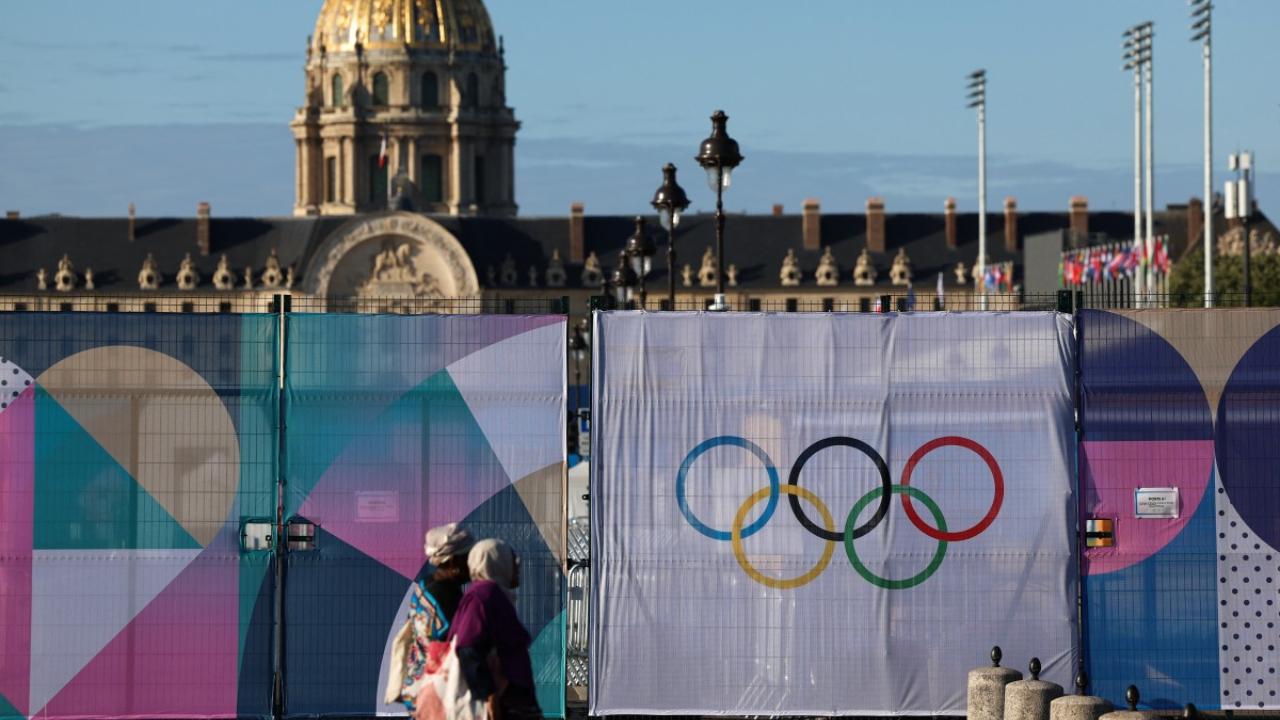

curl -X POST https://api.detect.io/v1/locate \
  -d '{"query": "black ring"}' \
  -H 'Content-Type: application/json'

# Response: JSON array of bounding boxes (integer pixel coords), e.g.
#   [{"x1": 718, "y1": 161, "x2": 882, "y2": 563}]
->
[{"x1": 787, "y1": 436, "x2": 892, "y2": 541}]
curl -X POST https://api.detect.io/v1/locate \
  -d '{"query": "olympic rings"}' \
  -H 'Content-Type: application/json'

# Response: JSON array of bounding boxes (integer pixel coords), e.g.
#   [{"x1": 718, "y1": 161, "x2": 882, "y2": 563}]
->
[
  {"x1": 675, "y1": 433, "x2": 1003, "y2": 590},
  {"x1": 788, "y1": 436, "x2": 892, "y2": 541},
  {"x1": 676, "y1": 435, "x2": 780, "y2": 541},
  {"x1": 732, "y1": 485, "x2": 836, "y2": 590},
  {"x1": 844, "y1": 485, "x2": 948, "y2": 590},
  {"x1": 899, "y1": 436, "x2": 1003, "y2": 542}
]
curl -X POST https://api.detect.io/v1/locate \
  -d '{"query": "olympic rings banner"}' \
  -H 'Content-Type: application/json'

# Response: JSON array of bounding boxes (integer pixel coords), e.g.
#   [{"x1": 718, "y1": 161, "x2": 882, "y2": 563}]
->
[{"x1": 589, "y1": 312, "x2": 1078, "y2": 716}]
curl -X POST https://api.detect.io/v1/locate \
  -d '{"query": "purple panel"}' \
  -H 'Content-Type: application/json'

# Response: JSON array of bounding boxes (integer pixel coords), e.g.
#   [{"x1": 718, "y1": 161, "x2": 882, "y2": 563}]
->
[{"x1": 0, "y1": 387, "x2": 34, "y2": 714}]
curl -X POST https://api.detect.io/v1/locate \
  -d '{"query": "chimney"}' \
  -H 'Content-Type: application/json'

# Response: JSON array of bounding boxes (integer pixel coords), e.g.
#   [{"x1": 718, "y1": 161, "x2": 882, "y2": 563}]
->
[
  {"x1": 866, "y1": 197, "x2": 886, "y2": 253},
  {"x1": 128, "y1": 203, "x2": 136, "y2": 242},
  {"x1": 196, "y1": 202, "x2": 211, "y2": 256},
  {"x1": 1003, "y1": 197, "x2": 1018, "y2": 252},
  {"x1": 569, "y1": 202, "x2": 585, "y2": 263},
  {"x1": 772, "y1": 203, "x2": 784, "y2": 216},
  {"x1": 944, "y1": 197, "x2": 957, "y2": 249},
  {"x1": 4, "y1": 211, "x2": 17, "y2": 220},
  {"x1": 1187, "y1": 197, "x2": 1204, "y2": 248},
  {"x1": 1069, "y1": 196, "x2": 1089, "y2": 241},
  {"x1": 802, "y1": 199, "x2": 821, "y2": 250}
]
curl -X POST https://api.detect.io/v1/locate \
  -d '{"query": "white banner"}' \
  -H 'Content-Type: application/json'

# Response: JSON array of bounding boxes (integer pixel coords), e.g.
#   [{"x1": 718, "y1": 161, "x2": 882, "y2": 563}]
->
[{"x1": 589, "y1": 312, "x2": 1077, "y2": 716}]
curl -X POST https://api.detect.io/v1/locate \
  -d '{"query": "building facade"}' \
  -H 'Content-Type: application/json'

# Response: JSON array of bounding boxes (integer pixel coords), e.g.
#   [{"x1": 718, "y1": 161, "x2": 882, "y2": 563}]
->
[
  {"x1": 0, "y1": 0, "x2": 1259, "y2": 322},
  {"x1": 291, "y1": 0, "x2": 518, "y2": 218}
]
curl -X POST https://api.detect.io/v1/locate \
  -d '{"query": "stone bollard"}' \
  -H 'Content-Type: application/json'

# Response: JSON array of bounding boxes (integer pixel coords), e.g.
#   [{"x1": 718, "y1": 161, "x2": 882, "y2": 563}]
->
[
  {"x1": 968, "y1": 646, "x2": 1023, "y2": 720},
  {"x1": 1097, "y1": 685, "x2": 1147, "y2": 720},
  {"x1": 1049, "y1": 672, "x2": 1112, "y2": 720},
  {"x1": 1004, "y1": 658, "x2": 1064, "y2": 720}
]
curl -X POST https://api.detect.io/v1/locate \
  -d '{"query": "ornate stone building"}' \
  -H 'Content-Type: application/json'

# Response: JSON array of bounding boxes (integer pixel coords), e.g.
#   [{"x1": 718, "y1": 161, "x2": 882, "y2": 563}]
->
[
  {"x1": 292, "y1": 0, "x2": 518, "y2": 217},
  {"x1": 0, "y1": 0, "x2": 1258, "y2": 320}
]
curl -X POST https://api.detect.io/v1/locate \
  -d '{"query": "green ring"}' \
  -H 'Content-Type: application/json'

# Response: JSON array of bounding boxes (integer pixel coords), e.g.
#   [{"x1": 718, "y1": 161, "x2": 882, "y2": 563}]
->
[{"x1": 844, "y1": 485, "x2": 948, "y2": 590}]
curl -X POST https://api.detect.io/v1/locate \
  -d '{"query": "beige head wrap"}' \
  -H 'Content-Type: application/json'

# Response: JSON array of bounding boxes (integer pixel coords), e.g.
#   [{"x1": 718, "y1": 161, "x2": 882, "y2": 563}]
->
[
  {"x1": 424, "y1": 523, "x2": 475, "y2": 567},
  {"x1": 467, "y1": 538, "x2": 519, "y2": 599}
]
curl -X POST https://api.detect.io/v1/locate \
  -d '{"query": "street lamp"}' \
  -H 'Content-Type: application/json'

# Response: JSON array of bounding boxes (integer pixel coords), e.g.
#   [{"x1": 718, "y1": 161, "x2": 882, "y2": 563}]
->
[
  {"x1": 966, "y1": 70, "x2": 987, "y2": 310},
  {"x1": 610, "y1": 250, "x2": 638, "y2": 309},
  {"x1": 651, "y1": 163, "x2": 690, "y2": 309},
  {"x1": 624, "y1": 216, "x2": 656, "y2": 309},
  {"x1": 695, "y1": 110, "x2": 743, "y2": 311},
  {"x1": 1124, "y1": 22, "x2": 1152, "y2": 306},
  {"x1": 1190, "y1": 0, "x2": 1214, "y2": 307}
]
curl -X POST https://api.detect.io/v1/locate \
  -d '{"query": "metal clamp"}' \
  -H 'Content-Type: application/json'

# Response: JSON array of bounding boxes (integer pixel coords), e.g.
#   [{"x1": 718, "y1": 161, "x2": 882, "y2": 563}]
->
[{"x1": 287, "y1": 520, "x2": 318, "y2": 551}]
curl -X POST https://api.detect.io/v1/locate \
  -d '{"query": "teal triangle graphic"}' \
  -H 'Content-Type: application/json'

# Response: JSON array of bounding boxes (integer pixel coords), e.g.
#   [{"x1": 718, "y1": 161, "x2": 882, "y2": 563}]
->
[
  {"x1": 0, "y1": 692, "x2": 21, "y2": 720},
  {"x1": 34, "y1": 386, "x2": 200, "y2": 550},
  {"x1": 531, "y1": 609, "x2": 566, "y2": 718}
]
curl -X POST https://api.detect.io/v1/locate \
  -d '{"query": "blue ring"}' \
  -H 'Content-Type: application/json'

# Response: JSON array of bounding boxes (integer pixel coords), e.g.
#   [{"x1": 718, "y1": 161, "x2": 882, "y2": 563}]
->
[{"x1": 676, "y1": 435, "x2": 780, "y2": 541}]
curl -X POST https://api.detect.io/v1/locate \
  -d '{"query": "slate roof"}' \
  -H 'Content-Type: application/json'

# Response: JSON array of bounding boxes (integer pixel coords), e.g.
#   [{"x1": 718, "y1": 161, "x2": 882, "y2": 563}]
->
[{"x1": 0, "y1": 206, "x2": 1231, "y2": 294}]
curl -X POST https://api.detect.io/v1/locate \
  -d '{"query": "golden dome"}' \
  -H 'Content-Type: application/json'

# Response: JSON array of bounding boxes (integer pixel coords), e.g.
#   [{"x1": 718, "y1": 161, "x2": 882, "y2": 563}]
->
[{"x1": 314, "y1": 0, "x2": 497, "y2": 54}]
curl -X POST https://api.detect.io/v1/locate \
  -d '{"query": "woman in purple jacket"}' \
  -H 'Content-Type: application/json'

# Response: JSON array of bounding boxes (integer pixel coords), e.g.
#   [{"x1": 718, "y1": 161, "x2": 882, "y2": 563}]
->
[{"x1": 449, "y1": 539, "x2": 541, "y2": 720}]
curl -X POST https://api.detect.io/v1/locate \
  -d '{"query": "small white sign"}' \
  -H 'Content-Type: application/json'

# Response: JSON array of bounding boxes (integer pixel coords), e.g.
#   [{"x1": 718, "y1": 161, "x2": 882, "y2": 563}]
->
[
  {"x1": 1134, "y1": 487, "x2": 1179, "y2": 519},
  {"x1": 356, "y1": 491, "x2": 400, "y2": 522}
]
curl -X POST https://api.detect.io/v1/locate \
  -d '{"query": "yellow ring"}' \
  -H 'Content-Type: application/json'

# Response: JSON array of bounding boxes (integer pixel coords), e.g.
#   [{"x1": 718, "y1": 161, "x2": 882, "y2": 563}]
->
[{"x1": 731, "y1": 484, "x2": 836, "y2": 590}]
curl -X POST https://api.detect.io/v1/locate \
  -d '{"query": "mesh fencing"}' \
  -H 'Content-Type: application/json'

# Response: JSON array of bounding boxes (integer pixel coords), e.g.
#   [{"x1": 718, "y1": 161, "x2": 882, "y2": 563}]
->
[
  {"x1": 1079, "y1": 308, "x2": 1280, "y2": 711},
  {"x1": 0, "y1": 312, "x2": 279, "y2": 719}
]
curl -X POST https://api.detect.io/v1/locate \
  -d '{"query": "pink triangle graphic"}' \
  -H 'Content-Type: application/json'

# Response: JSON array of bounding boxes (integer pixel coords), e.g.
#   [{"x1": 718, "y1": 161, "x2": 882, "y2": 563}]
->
[
  {"x1": 297, "y1": 430, "x2": 511, "y2": 579},
  {"x1": 39, "y1": 543, "x2": 238, "y2": 718},
  {"x1": 0, "y1": 387, "x2": 34, "y2": 714}
]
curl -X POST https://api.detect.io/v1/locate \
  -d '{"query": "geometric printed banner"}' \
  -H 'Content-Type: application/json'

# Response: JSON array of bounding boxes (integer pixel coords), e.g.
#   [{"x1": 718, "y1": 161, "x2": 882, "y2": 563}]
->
[
  {"x1": 1081, "y1": 309, "x2": 1280, "y2": 711},
  {"x1": 282, "y1": 314, "x2": 567, "y2": 719},
  {"x1": 0, "y1": 313, "x2": 279, "y2": 720},
  {"x1": 589, "y1": 311, "x2": 1078, "y2": 716},
  {"x1": 0, "y1": 311, "x2": 566, "y2": 720}
]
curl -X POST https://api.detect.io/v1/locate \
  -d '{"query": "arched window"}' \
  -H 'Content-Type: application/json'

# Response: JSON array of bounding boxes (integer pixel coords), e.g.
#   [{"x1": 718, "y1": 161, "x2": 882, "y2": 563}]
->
[
  {"x1": 421, "y1": 72, "x2": 439, "y2": 108},
  {"x1": 372, "y1": 72, "x2": 390, "y2": 106},
  {"x1": 331, "y1": 73, "x2": 344, "y2": 107},
  {"x1": 421, "y1": 154, "x2": 443, "y2": 203},
  {"x1": 466, "y1": 73, "x2": 479, "y2": 108}
]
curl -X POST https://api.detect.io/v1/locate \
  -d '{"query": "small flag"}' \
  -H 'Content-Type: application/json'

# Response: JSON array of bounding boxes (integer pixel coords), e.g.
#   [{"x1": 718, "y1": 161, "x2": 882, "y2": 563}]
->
[
  {"x1": 378, "y1": 136, "x2": 388, "y2": 168},
  {"x1": 906, "y1": 283, "x2": 916, "y2": 311},
  {"x1": 936, "y1": 272, "x2": 944, "y2": 305}
]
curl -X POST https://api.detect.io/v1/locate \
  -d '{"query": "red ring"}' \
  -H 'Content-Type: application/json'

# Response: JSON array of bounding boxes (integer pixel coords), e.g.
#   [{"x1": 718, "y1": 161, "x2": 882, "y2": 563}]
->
[{"x1": 899, "y1": 436, "x2": 1003, "y2": 542}]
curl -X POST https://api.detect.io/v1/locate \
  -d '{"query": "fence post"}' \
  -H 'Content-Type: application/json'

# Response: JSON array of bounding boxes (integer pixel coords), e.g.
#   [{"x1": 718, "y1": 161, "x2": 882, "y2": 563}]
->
[{"x1": 1056, "y1": 291, "x2": 1073, "y2": 314}]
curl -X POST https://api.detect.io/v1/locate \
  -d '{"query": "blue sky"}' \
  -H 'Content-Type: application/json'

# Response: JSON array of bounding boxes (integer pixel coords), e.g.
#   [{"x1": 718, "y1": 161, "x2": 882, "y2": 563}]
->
[{"x1": 0, "y1": 0, "x2": 1276, "y2": 217}]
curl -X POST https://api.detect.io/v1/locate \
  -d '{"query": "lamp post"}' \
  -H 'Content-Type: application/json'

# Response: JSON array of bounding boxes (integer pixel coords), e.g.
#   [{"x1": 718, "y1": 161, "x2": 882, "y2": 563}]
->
[
  {"x1": 610, "y1": 250, "x2": 638, "y2": 310},
  {"x1": 651, "y1": 163, "x2": 691, "y2": 309},
  {"x1": 1190, "y1": 0, "x2": 1213, "y2": 307},
  {"x1": 695, "y1": 110, "x2": 743, "y2": 311},
  {"x1": 624, "y1": 216, "x2": 656, "y2": 309},
  {"x1": 966, "y1": 70, "x2": 987, "y2": 310},
  {"x1": 1124, "y1": 23, "x2": 1152, "y2": 306}
]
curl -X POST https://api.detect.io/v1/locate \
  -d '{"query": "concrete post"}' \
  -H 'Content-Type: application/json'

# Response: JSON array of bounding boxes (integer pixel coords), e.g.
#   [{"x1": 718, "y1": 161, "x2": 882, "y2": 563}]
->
[
  {"x1": 1003, "y1": 659, "x2": 1063, "y2": 720},
  {"x1": 1049, "y1": 672, "x2": 1111, "y2": 720},
  {"x1": 968, "y1": 647, "x2": 1023, "y2": 720}
]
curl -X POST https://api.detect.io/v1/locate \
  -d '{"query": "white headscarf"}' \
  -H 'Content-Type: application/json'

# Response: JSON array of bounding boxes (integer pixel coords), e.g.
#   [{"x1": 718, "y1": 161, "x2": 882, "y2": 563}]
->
[
  {"x1": 424, "y1": 523, "x2": 475, "y2": 567},
  {"x1": 468, "y1": 538, "x2": 519, "y2": 600}
]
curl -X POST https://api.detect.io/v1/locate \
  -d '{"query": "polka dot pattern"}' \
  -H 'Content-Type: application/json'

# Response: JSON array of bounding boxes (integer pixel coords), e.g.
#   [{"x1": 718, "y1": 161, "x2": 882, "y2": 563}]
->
[
  {"x1": 0, "y1": 355, "x2": 34, "y2": 412},
  {"x1": 1216, "y1": 479, "x2": 1280, "y2": 709}
]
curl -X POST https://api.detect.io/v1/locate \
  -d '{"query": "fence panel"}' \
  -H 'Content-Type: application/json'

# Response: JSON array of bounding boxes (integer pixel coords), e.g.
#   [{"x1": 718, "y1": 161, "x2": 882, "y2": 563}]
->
[
  {"x1": 281, "y1": 313, "x2": 567, "y2": 718},
  {"x1": 1080, "y1": 309, "x2": 1280, "y2": 711},
  {"x1": 589, "y1": 311, "x2": 1078, "y2": 716},
  {"x1": 0, "y1": 312, "x2": 279, "y2": 719}
]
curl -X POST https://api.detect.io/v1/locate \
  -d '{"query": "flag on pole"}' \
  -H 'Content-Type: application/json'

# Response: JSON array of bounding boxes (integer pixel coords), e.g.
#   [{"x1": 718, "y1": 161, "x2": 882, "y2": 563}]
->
[
  {"x1": 378, "y1": 136, "x2": 389, "y2": 168},
  {"x1": 936, "y1": 272, "x2": 945, "y2": 306}
]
